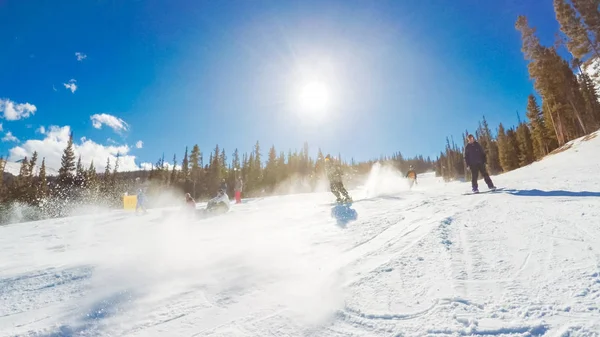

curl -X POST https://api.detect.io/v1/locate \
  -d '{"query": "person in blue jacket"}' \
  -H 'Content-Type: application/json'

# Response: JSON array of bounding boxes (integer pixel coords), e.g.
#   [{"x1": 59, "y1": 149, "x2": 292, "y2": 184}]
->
[
  {"x1": 464, "y1": 134, "x2": 496, "y2": 193},
  {"x1": 136, "y1": 188, "x2": 148, "y2": 214}
]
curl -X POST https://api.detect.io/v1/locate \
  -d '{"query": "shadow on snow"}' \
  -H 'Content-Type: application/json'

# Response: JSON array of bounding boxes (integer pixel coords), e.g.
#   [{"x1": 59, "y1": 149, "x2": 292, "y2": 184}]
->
[
  {"x1": 37, "y1": 289, "x2": 136, "y2": 337},
  {"x1": 331, "y1": 204, "x2": 358, "y2": 228},
  {"x1": 503, "y1": 189, "x2": 600, "y2": 197}
]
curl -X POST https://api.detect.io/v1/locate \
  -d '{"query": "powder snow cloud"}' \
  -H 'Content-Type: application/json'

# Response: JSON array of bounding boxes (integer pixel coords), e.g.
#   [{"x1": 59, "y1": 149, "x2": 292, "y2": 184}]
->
[
  {"x1": 0, "y1": 98, "x2": 37, "y2": 121},
  {"x1": 90, "y1": 113, "x2": 129, "y2": 133},
  {"x1": 8, "y1": 125, "x2": 139, "y2": 173}
]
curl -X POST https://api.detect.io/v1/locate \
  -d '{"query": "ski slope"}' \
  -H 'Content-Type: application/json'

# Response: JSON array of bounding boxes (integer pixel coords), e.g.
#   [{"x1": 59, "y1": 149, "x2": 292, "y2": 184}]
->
[{"x1": 1, "y1": 133, "x2": 600, "y2": 336}]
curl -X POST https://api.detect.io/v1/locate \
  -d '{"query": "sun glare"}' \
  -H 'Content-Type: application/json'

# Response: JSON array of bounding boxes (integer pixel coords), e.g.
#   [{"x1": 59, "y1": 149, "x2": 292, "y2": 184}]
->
[{"x1": 298, "y1": 81, "x2": 330, "y2": 113}]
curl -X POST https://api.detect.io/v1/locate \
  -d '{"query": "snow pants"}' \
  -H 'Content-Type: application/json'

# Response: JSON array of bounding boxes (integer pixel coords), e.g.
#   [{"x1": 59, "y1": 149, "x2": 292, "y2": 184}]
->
[
  {"x1": 235, "y1": 191, "x2": 241, "y2": 204},
  {"x1": 330, "y1": 181, "x2": 351, "y2": 202},
  {"x1": 470, "y1": 163, "x2": 494, "y2": 190},
  {"x1": 408, "y1": 178, "x2": 416, "y2": 189}
]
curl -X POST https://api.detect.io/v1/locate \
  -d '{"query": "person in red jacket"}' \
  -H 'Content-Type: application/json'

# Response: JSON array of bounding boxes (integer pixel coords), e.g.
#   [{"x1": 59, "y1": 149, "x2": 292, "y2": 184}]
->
[{"x1": 234, "y1": 177, "x2": 243, "y2": 204}]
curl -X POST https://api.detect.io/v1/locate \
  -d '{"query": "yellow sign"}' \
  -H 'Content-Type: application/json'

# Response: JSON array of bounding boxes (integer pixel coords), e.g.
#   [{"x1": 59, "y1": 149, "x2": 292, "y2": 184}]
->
[{"x1": 123, "y1": 195, "x2": 137, "y2": 210}]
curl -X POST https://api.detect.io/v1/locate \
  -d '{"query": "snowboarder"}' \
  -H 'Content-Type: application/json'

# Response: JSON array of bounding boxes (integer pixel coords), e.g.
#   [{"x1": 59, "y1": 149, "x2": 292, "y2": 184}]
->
[
  {"x1": 464, "y1": 134, "x2": 497, "y2": 193},
  {"x1": 324, "y1": 154, "x2": 352, "y2": 204},
  {"x1": 405, "y1": 165, "x2": 417, "y2": 189},
  {"x1": 136, "y1": 189, "x2": 147, "y2": 214},
  {"x1": 234, "y1": 177, "x2": 243, "y2": 204}
]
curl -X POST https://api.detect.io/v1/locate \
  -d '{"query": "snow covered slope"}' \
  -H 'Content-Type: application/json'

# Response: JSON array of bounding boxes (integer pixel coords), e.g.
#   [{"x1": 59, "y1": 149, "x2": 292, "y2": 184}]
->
[{"x1": 1, "y1": 132, "x2": 600, "y2": 336}]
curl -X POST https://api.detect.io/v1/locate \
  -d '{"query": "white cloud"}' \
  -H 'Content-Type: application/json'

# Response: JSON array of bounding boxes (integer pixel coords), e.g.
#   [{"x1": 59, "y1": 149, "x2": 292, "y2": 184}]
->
[
  {"x1": 75, "y1": 52, "x2": 87, "y2": 61},
  {"x1": 8, "y1": 125, "x2": 140, "y2": 173},
  {"x1": 36, "y1": 126, "x2": 46, "y2": 134},
  {"x1": 136, "y1": 140, "x2": 143, "y2": 149},
  {"x1": 0, "y1": 123, "x2": 2, "y2": 131},
  {"x1": 0, "y1": 98, "x2": 37, "y2": 121},
  {"x1": 53, "y1": 85, "x2": 58, "y2": 92},
  {"x1": 63, "y1": 79, "x2": 77, "y2": 93},
  {"x1": 2, "y1": 131, "x2": 19, "y2": 142},
  {"x1": 90, "y1": 113, "x2": 129, "y2": 133}
]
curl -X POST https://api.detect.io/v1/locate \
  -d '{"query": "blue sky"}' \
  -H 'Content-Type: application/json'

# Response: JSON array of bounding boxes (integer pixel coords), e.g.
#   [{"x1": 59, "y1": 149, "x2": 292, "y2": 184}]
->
[{"x1": 0, "y1": 0, "x2": 562, "y2": 172}]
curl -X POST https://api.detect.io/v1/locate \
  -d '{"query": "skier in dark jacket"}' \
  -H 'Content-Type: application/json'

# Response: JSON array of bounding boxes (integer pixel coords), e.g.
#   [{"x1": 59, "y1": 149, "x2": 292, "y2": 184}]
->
[
  {"x1": 219, "y1": 179, "x2": 227, "y2": 195},
  {"x1": 324, "y1": 154, "x2": 352, "y2": 203},
  {"x1": 464, "y1": 134, "x2": 496, "y2": 193}
]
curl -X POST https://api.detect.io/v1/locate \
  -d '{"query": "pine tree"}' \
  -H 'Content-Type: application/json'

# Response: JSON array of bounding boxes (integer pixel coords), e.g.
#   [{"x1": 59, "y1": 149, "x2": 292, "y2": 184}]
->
[
  {"x1": 37, "y1": 158, "x2": 49, "y2": 201},
  {"x1": 497, "y1": 124, "x2": 511, "y2": 172},
  {"x1": 75, "y1": 155, "x2": 85, "y2": 187},
  {"x1": 181, "y1": 146, "x2": 189, "y2": 182},
  {"x1": 263, "y1": 145, "x2": 278, "y2": 190},
  {"x1": 506, "y1": 128, "x2": 521, "y2": 170},
  {"x1": 554, "y1": 0, "x2": 598, "y2": 60},
  {"x1": 26, "y1": 152, "x2": 38, "y2": 203},
  {"x1": 58, "y1": 132, "x2": 76, "y2": 187},
  {"x1": 516, "y1": 16, "x2": 580, "y2": 146},
  {"x1": 27, "y1": 151, "x2": 38, "y2": 177},
  {"x1": 189, "y1": 145, "x2": 201, "y2": 198},
  {"x1": 102, "y1": 157, "x2": 111, "y2": 194},
  {"x1": 526, "y1": 95, "x2": 549, "y2": 159},
  {"x1": 571, "y1": 0, "x2": 600, "y2": 50},
  {"x1": 516, "y1": 123, "x2": 535, "y2": 167},
  {"x1": 87, "y1": 161, "x2": 98, "y2": 195},
  {"x1": 579, "y1": 71, "x2": 600, "y2": 127},
  {"x1": 12, "y1": 156, "x2": 30, "y2": 202},
  {"x1": 170, "y1": 154, "x2": 177, "y2": 186}
]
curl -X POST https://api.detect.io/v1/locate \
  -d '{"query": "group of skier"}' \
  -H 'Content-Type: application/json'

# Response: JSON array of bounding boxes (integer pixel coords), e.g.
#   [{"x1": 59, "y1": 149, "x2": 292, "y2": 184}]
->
[
  {"x1": 138, "y1": 134, "x2": 496, "y2": 215},
  {"x1": 324, "y1": 133, "x2": 497, "y2": 202}
]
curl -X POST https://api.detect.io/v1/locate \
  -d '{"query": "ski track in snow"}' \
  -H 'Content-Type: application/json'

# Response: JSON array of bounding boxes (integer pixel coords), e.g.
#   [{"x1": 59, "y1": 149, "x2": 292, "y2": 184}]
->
[{"x1": 2, "y1": 131, "x2": 600, "y2": 336}]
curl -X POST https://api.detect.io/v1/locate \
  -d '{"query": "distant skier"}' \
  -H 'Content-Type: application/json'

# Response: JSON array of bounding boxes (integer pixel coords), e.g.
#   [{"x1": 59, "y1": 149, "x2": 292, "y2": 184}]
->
[
  {"x1": 136, "y1": 189, "x2": 147, "y2": 214},
  {"x1": 405, "y1": 165, "x2": 417, "y2": 189},
  {"x1": 234, "y1": 177, "x2": 243, "y2": 204},
  {"x1": 464, "y1": 134, "x2": 497, "y2": 193},
  {"x1": 324, "y1": 154, "x2": 352, "y2": 204},
  {"x1": 185, "y1": 193, "x2": 196, "y2": 210}
]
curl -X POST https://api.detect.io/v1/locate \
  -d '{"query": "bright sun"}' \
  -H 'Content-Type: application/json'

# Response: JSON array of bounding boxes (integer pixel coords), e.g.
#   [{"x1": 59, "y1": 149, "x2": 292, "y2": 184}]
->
[{"x1": 298, "y1": 81, "x2": 330, "y2": 112}]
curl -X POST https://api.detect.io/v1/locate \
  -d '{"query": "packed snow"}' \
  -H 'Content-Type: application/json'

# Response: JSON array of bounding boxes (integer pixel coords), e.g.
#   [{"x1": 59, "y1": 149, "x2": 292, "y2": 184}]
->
[{"x1": 1, "y1": 132, "x2": 600, "y2": 336}]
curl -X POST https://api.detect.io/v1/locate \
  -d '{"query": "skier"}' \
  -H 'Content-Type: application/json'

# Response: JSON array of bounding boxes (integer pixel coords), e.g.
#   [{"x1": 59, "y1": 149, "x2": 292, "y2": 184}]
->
[
  {"x1": 324, "y1": 154, "x2": 352, "y2": 204},
  {"x1": 136, "y1": 188, "x2": 147, "y2": 214},
  {"x1": 464, "y1": 134, "x2": 497, "y2": 193},
  {"x1": 405, "y1": 165, "x2": 417, "y2": 189},
  {"x1": 185, "y1": 193, "x2": 196, "y2": 210},
  {"x1": 234, "y1": 177, "x2": 243, "y2": 204}
]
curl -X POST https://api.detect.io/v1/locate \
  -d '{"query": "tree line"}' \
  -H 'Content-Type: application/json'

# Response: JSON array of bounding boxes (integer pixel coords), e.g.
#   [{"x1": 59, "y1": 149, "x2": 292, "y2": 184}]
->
[
  {"x1": 0, "y1": 133, "x2": 432, "y2": 224},
  {"x1": 436, "y1": 1, "x2": 600, "y2": 181}
]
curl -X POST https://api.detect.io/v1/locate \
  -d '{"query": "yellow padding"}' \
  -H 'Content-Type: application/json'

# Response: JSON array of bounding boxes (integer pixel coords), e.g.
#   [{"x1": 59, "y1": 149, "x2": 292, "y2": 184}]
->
[{"x1": 123, "y1": 195, "x2": 138, "y2": 210}]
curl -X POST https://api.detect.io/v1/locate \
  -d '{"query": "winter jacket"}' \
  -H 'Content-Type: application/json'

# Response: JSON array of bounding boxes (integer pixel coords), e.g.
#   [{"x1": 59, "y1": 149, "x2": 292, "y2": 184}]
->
[
  {"x1": 464, "y1": 141, "x2": 486, "y2": 167},
  {"x1": 325, "y1": 159, "x2": 344, "y2": 183},
  {"x1": 220, "y1": 182, "x2": 227, "y2": 192},
  {"x1": 406, "y1": 170, "x2": 417, "y2": 180},
  {"x1": 235, "y1": 179, "x2": 243, "y2": 192}
]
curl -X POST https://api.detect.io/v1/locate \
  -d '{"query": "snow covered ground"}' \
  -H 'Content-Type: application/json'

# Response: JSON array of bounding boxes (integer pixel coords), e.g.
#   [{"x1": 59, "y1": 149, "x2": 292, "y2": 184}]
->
[{"x1": 1, "y1": 132, "x2": 600, "y2": 336}]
